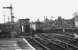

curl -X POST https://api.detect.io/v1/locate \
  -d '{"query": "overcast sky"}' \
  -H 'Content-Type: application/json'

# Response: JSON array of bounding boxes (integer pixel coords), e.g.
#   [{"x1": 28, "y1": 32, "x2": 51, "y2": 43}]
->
[{"x1": 0, "y1": 0, "x2": 78, "y2": 23}]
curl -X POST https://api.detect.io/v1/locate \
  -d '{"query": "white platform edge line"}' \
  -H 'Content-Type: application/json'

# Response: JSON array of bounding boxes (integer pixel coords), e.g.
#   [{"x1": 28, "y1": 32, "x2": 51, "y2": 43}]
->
[{"x1": 23, "y1": 38, "x2": 36, "y2": 50}]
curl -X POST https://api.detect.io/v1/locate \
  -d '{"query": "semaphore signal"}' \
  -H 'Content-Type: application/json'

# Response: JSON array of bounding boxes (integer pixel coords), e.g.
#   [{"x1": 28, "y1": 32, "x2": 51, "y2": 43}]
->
[{"x1": 3, "y1": 4, "x2": 14, "y2": 23}]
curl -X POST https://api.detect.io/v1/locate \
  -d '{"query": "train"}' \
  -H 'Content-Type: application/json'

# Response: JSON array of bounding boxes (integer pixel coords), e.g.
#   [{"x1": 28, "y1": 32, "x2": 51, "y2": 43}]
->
[
  {"x1": 34, "y1": 28, "x2": 78, "y2": 33},
  {"x1": 0, "y1": 22, "x2": 78, "y2": 38}
]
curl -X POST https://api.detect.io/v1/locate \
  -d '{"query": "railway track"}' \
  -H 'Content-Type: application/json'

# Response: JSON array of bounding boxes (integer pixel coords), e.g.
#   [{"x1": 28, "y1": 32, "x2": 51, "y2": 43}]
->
[
  {"x1": 26, "y1": 36, "x2": 67, "y2": 50},
  {"x1": 36, "y1": 34, "x2": 78, "y2": 50},
  {"x1": 53, "y1": 34, "x2": 78, "y2": 48},
  {"x1": 36, "y1": 34, "x2": 68, "y2": 49},
  {"x1": 26, "y1": 37, "x2": 51, "y2": 50},
  {"x1": 34, "y1": 37, "x2": 66, "y2": 50}
]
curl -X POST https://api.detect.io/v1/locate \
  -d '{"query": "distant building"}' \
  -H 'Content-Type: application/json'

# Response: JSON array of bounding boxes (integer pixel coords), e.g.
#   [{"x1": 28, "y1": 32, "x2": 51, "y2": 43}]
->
[
  {"x1": 17, "y1": 18, "x2": 30, "y2": 35},
  {"x1": 72, "y1": 12, "x2": 78, "y2": 28},
  {"x1": 74, "y1": 15, "x2": 78, "y2": 28},
  {"x1": 31, "y1": 16, "x2": 75, "y2": 31},
  {"x1": 55, "y1": 16, "x2": 75, "y2": 29},
  {"x1": 30, "y1": 18, "x2": 55, "y2": 31},
  {"x1": 55, "y1": 16, "x2": 63, "y2": 28},
  {"x1": 30, "y1": 22, "x2": 36, "y2": 30}
]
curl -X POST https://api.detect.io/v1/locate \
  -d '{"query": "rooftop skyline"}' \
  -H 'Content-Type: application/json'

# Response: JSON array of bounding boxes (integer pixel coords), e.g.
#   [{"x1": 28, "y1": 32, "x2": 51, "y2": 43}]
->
[{"x1": 0, "y1": 0, "x2": 78, "y2": 23}]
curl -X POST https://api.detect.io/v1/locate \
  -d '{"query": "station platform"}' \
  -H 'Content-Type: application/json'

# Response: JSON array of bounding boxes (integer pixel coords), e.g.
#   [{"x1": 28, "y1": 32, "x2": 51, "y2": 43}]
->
[{"x1": 0, "y1": 38, "x2": 36, "y2": 50}]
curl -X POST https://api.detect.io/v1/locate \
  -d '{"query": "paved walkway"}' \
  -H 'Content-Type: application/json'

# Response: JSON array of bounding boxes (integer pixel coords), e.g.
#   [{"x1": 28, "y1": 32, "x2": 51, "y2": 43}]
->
[{"x1": 0, "y1": 38, "x2": 36, "y2": 50}]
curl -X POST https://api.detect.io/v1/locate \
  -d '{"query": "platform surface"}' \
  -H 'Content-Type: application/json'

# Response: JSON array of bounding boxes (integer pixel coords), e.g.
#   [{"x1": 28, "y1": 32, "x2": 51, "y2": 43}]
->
[{"x1": 0, "y1": 38, "x2": 35, "y2": 50}]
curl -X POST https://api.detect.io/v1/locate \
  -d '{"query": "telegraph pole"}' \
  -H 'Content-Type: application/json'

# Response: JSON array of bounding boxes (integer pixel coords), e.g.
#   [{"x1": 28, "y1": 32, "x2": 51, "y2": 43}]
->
[{"x1": 3, "y1": 14, "x2": 5, "y2": 24}]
